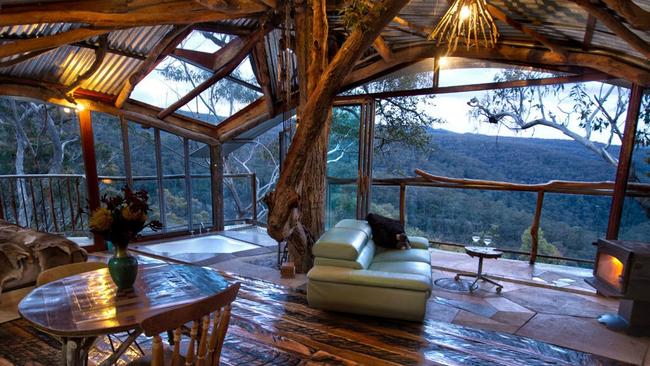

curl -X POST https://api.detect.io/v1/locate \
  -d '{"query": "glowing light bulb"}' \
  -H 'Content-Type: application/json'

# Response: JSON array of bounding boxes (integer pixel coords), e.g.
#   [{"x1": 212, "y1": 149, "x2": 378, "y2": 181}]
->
[
  {"x1": 438, "y1": 57, "x2": 449, "y2": 67},
  {"x1": 459, "y1": 5, "x2": 471, "y2": 21},
  {"x1": 75, "y1": 104, "x2": 85, "y2": 112},
  {"x1": 62, "y1": 107, "x2": 71, "y2": 114}
]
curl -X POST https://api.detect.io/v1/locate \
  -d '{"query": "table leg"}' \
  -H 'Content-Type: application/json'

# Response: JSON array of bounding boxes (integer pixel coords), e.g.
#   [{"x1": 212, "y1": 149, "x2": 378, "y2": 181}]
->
[{"x1": 61, "y1": 337, "x2": 96, "y2": 366}]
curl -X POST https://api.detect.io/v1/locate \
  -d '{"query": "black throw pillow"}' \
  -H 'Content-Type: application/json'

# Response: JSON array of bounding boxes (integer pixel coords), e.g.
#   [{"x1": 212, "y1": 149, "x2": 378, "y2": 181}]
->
[{"x1": 366, "y1": 213, "x2": 411, "y2": 250}]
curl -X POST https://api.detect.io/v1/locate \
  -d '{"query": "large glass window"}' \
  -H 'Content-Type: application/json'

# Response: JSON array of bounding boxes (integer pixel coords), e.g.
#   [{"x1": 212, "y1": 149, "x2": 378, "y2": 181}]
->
[
  {"x1": 327, "y1": 105, "x2": 361, "y2": 227},
  {"x1": 160, "y1": 130, "x2": 188, "y2": 232}
]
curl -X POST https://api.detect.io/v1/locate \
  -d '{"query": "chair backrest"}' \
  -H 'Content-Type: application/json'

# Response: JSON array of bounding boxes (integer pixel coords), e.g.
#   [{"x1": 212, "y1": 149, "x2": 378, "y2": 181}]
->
[
  {"x1": 140, "y1": 282, "x2": 241, "y2": 366},
  {"x1": 36, "y1": 261, "x2": 107, "y2": 287}
]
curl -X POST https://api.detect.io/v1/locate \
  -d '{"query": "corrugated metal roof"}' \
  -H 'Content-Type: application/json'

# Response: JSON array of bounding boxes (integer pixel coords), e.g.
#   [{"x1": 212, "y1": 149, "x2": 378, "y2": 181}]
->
[{"x1": 0, "y1": 24, "x2": 173, "y2": 96}]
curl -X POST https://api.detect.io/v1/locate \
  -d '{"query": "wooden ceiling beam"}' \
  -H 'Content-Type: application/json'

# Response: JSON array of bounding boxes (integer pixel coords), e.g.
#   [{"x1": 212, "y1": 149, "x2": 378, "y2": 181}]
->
[
  {"x1": 0, "y1": 27, "x2": 112, "y2": 59},
  {"x1": 157, "y1": 23, "x2": 272, "y2": 119},
  {"x1": 251, "y1": 40, "x2": 276, "y2": 116},
  {"x1": 0, "y1": 82, "x2": 220, "y2": 144},
  {"x1": 115, "y1": 25, "x2": 192, "y2": 108},
  {"x1": 0, "y1": 0, "x2": 269, "y2": 27},
  {"x1": 344, "y1": 44, "x2": 650, "y2": 88},
  {"x1": 0, "y1": 48, "x2": 54, "y2": 68},
  {"x1": 65, "y1": 35, "x2": 108, "y2": 94},
  {"x1": 391, "y1": 16, "x2": 433, "y2": 36},
  {"x1": 215, "y1": 97, "x2": 269, "y2": 141},
  {"x1": 486, "y1": 4, "x2": 568, "y2": 58},
  {"x1": 171, "y1": 49, "x2": 262, "y2": 92},
  {"x1": 373, "y1": 36, "x2": 393, "y2": 62},
  {"x1": 569, "y1": 0, "x2": 650, "y2": 59},
  {"x1": 600, "y1": 0, "x2": 650, "y2": 30},
  {"x1": 583, "y1": 15, "x2": 597, "y2": 51},
  {"x1": 192, "y1": 22, "x2": 254, "y2": 36}
]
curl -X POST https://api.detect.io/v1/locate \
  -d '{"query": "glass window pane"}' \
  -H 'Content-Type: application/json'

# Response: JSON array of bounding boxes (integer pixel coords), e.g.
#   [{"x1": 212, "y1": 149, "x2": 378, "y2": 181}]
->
[
  {"x1": 327, "y1": 183, "x2": 357, "y2": 228},
  {"x1": 163, "y1": 178, "x2": 188, "y2": 231},
  {"x1": 128, "y1": 122, "x2": 157, "y2": 177},
  {"x1": 189, "y1": 140, "x2": 212, "y2": 229}
]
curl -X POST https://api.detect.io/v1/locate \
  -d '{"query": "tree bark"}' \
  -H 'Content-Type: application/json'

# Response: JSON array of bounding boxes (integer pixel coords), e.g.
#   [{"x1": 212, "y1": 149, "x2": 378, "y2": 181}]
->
[{"x1": 266, "y1": 0, "x2": 410, "y2": 272}]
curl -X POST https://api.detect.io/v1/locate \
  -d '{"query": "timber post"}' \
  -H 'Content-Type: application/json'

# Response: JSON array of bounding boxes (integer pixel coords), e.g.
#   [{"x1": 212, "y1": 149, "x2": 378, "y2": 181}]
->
[
  {"x1": 78, "y1": 108, "x2": 105, "y2": 251},
  {"x1": 210, "y1": 143, "x2": 224, "y2": 231},
  {"x1": 530, "y1": 191, "x2": 545, "y2": 264},
  {"x1": 607, "y1": 84, "x2": 645, "y2": 239}
]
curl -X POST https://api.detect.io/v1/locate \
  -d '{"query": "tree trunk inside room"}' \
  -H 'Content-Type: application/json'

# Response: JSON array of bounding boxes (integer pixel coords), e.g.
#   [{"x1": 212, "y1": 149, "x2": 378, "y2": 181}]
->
[{"x1": 265, "y1": 0, "x2": 410, "y2": 273}]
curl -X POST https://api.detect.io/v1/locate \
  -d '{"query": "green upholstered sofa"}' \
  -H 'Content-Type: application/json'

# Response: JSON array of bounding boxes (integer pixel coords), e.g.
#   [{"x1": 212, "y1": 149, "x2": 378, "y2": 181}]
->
[{"x1": 307, "y1": 219, "x2": 432, "y2": 321}]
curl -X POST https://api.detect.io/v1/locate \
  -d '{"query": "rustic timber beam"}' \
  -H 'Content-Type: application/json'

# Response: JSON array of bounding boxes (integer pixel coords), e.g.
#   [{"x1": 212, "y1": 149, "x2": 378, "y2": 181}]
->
[
  {"x1": 251, "y1": 40, "x2": 276, "y2": 116},
  {"x1": 115, "y1": 25, "x2": 192, "y2": 108},
  {"x1": 569, "y1": 0, "x2": 650, "y2": 59},
  {"x1": 170, "y1": 48, "x2": 262, "y2": 91},
  {"x1": 0, "y1": 27, "x2": 112, "y2": 59},
  {"x1": 337, "y1": 72, "x2": 615, "y2": 101},
  {"x1": 486, "y1": 4, "x2": 568, "y2": 58},
  {"x1": 583, "y1": 15, "x2": 597, "y2": 51},
  {"x1": 215, "y1": 97, "x2": 269, "y2": 141},
  {"x1": 192, "y1": 22, "x2": 254, "y2": 36},
  {"x1": 373, "y1": 36, "x2": 393, "y2": 62},
  {"x1": 0, "y1": 82, "x2": 220, "y2": 144},
  {"x1": 193, "y1": 0, "x2": 273, "y2": 12},
  {"x1": 0, "y1": 49, "x2": 54, "y2": 68},
  {"x1": 158, "y1": 23, "x2": 272, "y2": 119},
  {"x1": 65, "y1": 35, "x2": 108, "y2": 94},
  {"x1": 600, "y1": 0, "x2": 650, "y2": 30},
  {"x1": 391, "y1": 16, "x2": 432, "y2": 36},
  {"x1": 0, "y1": 1, "x2": 269, "y2": 27},
  {"x1": 344, "y1": 44, "x2": 650, "y2": 88}
]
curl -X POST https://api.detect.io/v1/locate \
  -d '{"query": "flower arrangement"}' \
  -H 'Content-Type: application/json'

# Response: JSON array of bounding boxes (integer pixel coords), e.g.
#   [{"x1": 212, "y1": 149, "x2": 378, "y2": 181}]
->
[{"x1": 89, "y1": 186, "x2": 163, "y2": 248}]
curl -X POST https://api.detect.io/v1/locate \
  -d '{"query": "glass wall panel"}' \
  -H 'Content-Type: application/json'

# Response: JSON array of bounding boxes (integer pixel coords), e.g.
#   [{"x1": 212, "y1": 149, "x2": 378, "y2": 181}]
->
[
  {"x1": 160, "y1": 131, "x2": 187, "y2": 231},
  {"x1": 370, "y1": 185, "x2": 400, "y2": 220},
  {"x1": 326, "y1": 105, "x2": 361, "y2": 227},
  {"x1": 93, "y1": 112, "x2": 126, "y2": 197},
  {"x1": 189, "y1": 140, "x2": 212, "y2": 230}
]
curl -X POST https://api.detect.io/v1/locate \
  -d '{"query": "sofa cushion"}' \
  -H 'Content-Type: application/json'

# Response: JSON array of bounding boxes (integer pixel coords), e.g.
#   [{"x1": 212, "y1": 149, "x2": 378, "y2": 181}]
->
[
  {"x1": 314, "y1": 239, "x2": 375, "y2": 269},
  {"x1": 368, "y1": 261, "x2": 432, "y2": 282},
  {"x1": 334, "y1": 219, "x2": 372, "y2": 238},
  {"x1": 372, "y1": 248, "x2": 430, "y2": 264},
  {"x1": 408, "y1": 236, "x2": 429, "y2": 250},
  {"x1": 308, "y1": 266, "x2": 431, "y2": 292},
  {"x1": 312, "y1": 227, "x2": 368, "y2": 261}
]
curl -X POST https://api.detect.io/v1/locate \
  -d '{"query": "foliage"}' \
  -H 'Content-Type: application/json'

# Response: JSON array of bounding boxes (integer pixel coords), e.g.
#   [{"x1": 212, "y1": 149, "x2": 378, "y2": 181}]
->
[
  {"x1": 339, "y1": 0, "x2": 385, "y2": 32},
  {"x1": 520, "y1": 227, "x2": 564, "y2": 264},
  {"x1": 89, "y1": 186, "x2": 162, "y2": 247}
]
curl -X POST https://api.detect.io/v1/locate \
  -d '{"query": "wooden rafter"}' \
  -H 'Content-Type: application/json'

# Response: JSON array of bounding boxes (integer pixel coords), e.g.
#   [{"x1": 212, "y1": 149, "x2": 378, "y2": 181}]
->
[
  {"x1": 583, "y1": 15, "x2": 597, "y2": 51},
  {"x1": 569, "y1": 0, "x2": 650, "y2": 59},
  {"x1": 0, "y1": 27, "x2": 111, "y2": 59},
  {"x1": 214, "y1": 97, "x2": 269, "y2": 141},
  {"x1": 373, "y1": 36, "x2": 393, "y2": 62},
  {"x1": 391, "y1": 16, "x2": 432, "y2": 36},
  {"x1": 600, "y1": 0, "x2": 650, "y2": 30},
  {"x1": 170, "y1": 49, "x2": 262, "y2": 91},
  {"x1": 0, "y1": 0, "x2": 270, "y2": 27},
  {"x1": 486, "y1": 4, "x2": 568, "y2": 58},
  {"x1": 115, "y1": 25, "x2": 192, "y2": 108},
  {"x1": 157, "y1": 23, "x2": 272, "y2": 119},
  {"x1": 192, "y1": 22, "x2": 254, "y2": 36},
  {"x1": 0, "y1": 82, "x2": 220, "y2": 144},
  {"x1": 251, "y1": 41, "x2": 276, "y2": 116},
  {"x1": 0, "y1": 49, "x2": 54, "y2": 68},
  {"x1": 338, "y1": 72, "x2": 614, "y2": 101},
  {"x1": 344, "y1": 44, "x2": 650, "y2": 88},
  {"x1": 65, "y1": 35, "x2": 108, "y2": 94}
]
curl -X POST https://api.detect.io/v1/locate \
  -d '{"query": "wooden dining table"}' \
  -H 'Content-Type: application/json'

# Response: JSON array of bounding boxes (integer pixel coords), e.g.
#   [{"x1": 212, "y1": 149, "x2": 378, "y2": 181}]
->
[{"x1": 18, "y1": 263, "x2": 231, "y2": 366}]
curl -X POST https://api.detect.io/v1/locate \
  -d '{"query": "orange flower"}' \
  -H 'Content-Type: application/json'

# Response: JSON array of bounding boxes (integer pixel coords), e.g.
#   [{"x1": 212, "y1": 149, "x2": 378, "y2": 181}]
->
[{"x1": 89, "y1": 207, "x2": 113, "y2": 232}]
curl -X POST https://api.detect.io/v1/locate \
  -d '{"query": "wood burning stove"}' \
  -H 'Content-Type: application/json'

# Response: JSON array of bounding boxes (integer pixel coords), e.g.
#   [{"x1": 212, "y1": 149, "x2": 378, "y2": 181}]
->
[{"x1": 586, "y1": 239, "x2": 650, "y2": 335}]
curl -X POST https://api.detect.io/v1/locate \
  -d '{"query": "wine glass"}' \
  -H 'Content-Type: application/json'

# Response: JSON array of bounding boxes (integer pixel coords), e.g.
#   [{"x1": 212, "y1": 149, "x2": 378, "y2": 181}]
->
[
  {"x1": 483, "y1": 235, "x2": 493, "y2": 247},
  {"x1": 471, "y1": 232, "x2": 481, "y2": 245}
]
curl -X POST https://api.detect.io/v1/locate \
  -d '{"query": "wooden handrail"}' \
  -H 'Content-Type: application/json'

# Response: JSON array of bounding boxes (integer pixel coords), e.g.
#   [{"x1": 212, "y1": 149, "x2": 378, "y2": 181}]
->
[{"x1": 327, "y1": 171, "x2": 650, "y2": 264}]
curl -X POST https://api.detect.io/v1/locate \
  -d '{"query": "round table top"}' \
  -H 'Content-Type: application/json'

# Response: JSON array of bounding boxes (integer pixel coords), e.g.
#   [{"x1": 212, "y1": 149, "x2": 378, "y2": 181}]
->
[
  {"x1": 465, "y1": 246, "x2": 503, "y2": 259},
  {"x1": 18, "y1": 264, "x2": 230, "y2": 337}
]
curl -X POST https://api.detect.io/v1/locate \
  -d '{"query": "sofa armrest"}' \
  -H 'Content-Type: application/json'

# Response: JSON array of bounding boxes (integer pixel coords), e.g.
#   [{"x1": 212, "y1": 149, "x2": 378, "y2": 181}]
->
[
  {"x1": 308, "y1": 266, "x2": 431, "y2": 292},
  {"x1": 408, "y1": 236, "x2": 429, "y2": 250}
]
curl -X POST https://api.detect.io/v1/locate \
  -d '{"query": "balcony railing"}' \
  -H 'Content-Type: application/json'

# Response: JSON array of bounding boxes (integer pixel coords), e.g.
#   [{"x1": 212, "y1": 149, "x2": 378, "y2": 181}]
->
[
  {"x1": 0, "y1": 174, "x2": 88, "y2": 235},
  {"x1": 328, "y1": 173, "x2": 650, "y2": 265},
  {"x1": 0, "y1": 173, "x2": 260, "y2": 237}
]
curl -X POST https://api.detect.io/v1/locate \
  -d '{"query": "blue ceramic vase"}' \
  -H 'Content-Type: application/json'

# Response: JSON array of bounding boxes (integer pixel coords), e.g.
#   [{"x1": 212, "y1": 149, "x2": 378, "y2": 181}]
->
[{"x1": 108, "y1": 244, "x2": 138, "y2": 290}]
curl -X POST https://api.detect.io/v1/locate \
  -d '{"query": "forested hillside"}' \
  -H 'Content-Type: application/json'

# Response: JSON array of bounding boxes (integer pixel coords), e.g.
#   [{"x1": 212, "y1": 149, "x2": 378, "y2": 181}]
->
[{"x1": 343, "y1": 129, "x2": 649, "y2": 266}]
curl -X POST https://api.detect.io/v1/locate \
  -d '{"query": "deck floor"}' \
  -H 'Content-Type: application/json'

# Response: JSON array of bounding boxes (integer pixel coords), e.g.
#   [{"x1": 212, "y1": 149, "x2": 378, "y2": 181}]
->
[
  {"x1": 2, "y1": 229, "x2": 649, "y2": 365},
  {"x1": 0, "y1": 269, "x2": 635, "y2": 366}
]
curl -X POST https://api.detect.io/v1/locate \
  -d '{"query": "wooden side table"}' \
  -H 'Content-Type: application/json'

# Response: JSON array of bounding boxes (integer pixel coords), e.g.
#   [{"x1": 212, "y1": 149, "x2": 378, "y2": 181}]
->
[{"x1": 455, "y1": 246, "x2": 504, "y2": 293}]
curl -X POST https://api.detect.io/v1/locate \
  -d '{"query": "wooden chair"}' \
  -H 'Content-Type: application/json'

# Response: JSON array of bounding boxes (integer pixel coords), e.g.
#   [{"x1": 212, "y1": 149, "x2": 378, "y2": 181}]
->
[
  {"x1": 135, "y1": 282, "x2": 240, "y2": 366},
  {"x1": 36, "y1": 261, "x2": 107, "y2": 287}
]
